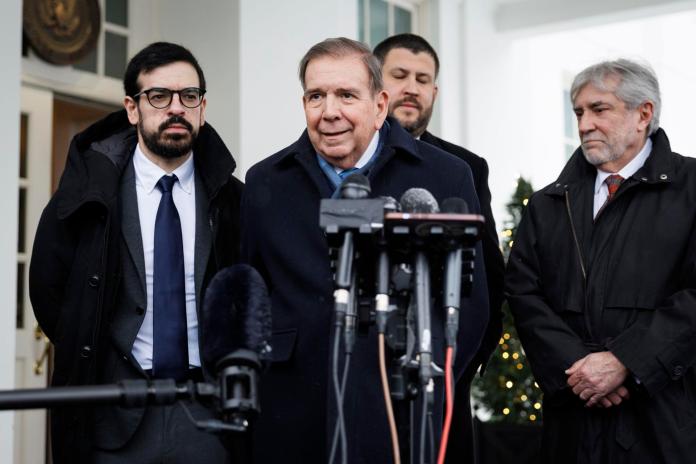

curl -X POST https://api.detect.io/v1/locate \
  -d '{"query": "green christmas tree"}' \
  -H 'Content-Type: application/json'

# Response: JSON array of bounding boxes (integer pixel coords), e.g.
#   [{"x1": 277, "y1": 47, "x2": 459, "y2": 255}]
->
[{"x1": 471, "y1": 176, "x2": 544, "y2": 424}]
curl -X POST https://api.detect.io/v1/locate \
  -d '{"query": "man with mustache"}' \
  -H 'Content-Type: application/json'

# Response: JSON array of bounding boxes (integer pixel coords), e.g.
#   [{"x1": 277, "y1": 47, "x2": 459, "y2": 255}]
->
[
  {"x1": 241, "y1": 37, "x2": 489, "y2": 463},
  {"x1": 506, "y1": 59, "x2": 696, "y2": 463},
  {"x1": 374, "y1": 34, "x2": 504, "y2": 464},
  {"x1": 30, "y1": 42, "x2": 243, "y2": 464}
]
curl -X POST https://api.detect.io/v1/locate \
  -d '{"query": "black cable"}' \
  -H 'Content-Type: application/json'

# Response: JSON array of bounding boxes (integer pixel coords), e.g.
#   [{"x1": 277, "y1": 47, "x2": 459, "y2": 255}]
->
[
  {"x1": 420, "y1": 390, "x2": 427, "y2": 464},
  {"x1": 428, "y1": 408, "x2": 434, "y2": 464},
  {"x1": 328, "y1": 323, "x2": 347, "y2": 464},
  {"x1": 329, "y1": 352, "x2": 352, "y2": 463}
]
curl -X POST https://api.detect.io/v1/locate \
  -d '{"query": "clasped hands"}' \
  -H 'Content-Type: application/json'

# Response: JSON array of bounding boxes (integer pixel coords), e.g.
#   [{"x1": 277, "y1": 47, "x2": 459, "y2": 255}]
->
[{"x1": 565, "y1": 351, "x2": 630, "y2": 408}]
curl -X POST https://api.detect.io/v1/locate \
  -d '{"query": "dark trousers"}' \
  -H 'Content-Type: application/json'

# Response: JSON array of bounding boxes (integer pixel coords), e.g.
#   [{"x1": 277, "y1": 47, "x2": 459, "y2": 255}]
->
[{"x1": 92, "y1": 400, "x2": 230, "y2": 464}]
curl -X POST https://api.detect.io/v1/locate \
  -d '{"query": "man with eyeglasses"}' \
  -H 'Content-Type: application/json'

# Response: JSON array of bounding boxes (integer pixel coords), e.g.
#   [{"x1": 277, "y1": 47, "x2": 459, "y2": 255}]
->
[{"x1": 30, "y1": 42, "x2": 242, "y2": 464}]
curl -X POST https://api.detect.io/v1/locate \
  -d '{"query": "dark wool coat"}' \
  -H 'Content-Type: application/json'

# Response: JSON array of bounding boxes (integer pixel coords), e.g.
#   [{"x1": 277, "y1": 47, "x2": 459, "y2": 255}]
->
[
  {"x1": 506, "y1": 129, "x2": 696, "y2": 463},
  {"x1": 29, "y1": 110, "x2": 243, "y2": 464},
  {"x1": 420, "y1": 130, "x2": 505, "y2": 464},
  {"x1": 241, "y1": 118, "x2": 490, "y2": 464}
]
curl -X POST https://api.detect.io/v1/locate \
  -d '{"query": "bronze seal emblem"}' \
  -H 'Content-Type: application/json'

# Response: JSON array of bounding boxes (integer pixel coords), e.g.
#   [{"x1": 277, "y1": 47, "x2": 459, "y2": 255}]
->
[{"x1": 23, "y1": 0, "x2": 101, "y2": 65}]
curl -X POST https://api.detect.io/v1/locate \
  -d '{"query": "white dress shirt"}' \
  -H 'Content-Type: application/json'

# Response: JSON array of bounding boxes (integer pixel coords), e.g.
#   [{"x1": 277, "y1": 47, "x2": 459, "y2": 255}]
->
[
  {"x1": 331, "y1": 130, "x2": 380, "y2": 174},
  {"x1": 593, "y1": 138, "x2": 653, "y2": 218},
  {"x1": 131, "y1": 144, "x2": 200, "y2": 369}
]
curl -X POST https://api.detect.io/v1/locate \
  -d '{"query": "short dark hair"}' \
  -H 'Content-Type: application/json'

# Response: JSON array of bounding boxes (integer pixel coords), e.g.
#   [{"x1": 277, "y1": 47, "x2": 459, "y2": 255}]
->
[
  {"x1": 373, "y1": 33, "x2": 440, "y2": 78},
  {"x1": 123, "y1": 42, "x2": 206, "y2": 97},
  {"x1": 298, "y1": 37, "x2": 383, "y2": 95}
]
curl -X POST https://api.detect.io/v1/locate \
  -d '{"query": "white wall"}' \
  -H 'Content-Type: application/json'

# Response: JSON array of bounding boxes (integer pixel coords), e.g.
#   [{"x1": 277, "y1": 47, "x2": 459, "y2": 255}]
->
[
  {"x1": 0, "y1": 2, "x2": 21, "y2": 460},
  {"x1": 237, "y1": 0, "x2": 358, "y2": 178},
  {"x1": 459, "y1": 1, "x2": 696, "y2": 234},
  {"x1": 151, "y1": 0, "x2": 242, "y2": 168}
]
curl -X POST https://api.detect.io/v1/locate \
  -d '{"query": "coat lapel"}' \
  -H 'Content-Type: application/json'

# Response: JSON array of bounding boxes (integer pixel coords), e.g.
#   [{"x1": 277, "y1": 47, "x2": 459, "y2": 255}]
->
[
  {"x1": 120, "y1": 159, "x2": 146, "y2": 305},
  {"x1": 194, "y1": 169, "x2": 211, "y2": 313}
]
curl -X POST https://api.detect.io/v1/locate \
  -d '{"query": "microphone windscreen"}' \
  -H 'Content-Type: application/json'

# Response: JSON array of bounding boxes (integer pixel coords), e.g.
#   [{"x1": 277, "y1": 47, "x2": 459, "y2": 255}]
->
[
  {"x1": 441, "y1": 197, "x2": 469, "y2": 214},
  {"x1": 201, "y1": 264, "x2": 272, "y2": 369},
  {"x1": 380, "y1": 196, "x2": 401, "y2": 212},
  {"x1": 339, "y1": 172, "x2": 371, "y2": 199},
  {"x1": 400, "y1": 188, "x2": 440, "y2": 213}
]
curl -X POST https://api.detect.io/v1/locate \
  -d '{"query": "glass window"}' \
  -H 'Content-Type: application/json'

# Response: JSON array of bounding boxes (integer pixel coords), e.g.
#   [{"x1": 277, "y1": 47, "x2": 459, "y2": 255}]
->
[
  {"x1": 106, "y1": 0, "x2": 128, "y2": 27},
  {"x1": 18, "y1": 188, "x2": 26, "y2": 254},
  {"x1": 105, "y1": 32, "x2": 128, "y2": 79},
  {"x1": 370, "y1": 0, "x2": 389, "y2": 46},
  {"x1": 394, "y1": 6, "x2": 412, "y2": 35},
  {"x1": 20, "y1": 114, "x2": 28, "y2": 179},
  {"x1": 16, "y1": 263, "x2": 24, "y2": 329},
  {"x1": 359, "y1": 0, "x2": 417, "y2": 46},
  {"x1": 563, "y1": 89, "x2": 575, "y2": 139}
]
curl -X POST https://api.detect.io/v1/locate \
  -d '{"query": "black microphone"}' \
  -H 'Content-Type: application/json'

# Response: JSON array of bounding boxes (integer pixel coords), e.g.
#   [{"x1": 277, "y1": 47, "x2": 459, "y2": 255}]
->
[
  {"x1": 375, "y1": 196, "x2": 399, "y2": 334},
  {"x1": 201, "y1": 264, "x2": 272, "y2": 429},
  {"x1": 339, "y1": 172, "x2": 371, "y2": 199},
  {"x1": 335, "y1": 173, "x2": 371, "y2": 351},
  {"x1": 399, "y1": 188, "x2": 439, "y2": 387},
  {"x1": 440, "y1": 198, "x2": 469, "y2": 349}
]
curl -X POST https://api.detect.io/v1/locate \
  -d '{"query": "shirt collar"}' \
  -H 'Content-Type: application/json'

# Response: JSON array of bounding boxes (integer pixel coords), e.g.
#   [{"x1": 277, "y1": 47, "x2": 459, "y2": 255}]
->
[
  {"x1": 319, "y1": 130, "x2": 380, "y2": 174},
  {"x1": 133, "y1": 144, "x2": 195, "y2": 194},
  {"x1": 594, "y1": 138, "x2": 652, "y2": 194}
]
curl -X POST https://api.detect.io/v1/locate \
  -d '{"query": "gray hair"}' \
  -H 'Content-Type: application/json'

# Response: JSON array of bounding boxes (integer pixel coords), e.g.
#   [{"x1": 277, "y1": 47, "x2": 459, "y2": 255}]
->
[
  {"x1": 570, "y1": 59, "x2": 661, "y2": 135},
  {"x1": 298, "y1": 37, "x2": 384, "y2": 95}
]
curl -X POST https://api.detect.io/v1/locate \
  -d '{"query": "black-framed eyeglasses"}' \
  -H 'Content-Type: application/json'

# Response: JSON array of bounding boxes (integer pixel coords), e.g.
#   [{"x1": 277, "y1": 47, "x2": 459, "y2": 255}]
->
[{"x1": 133, "y1": 87, "x2": 206, "y2": 109}]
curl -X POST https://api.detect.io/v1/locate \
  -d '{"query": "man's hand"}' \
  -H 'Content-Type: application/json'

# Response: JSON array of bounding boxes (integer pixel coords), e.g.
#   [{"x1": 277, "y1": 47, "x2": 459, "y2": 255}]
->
[{"x1": 566, "y1": 351, "x2": 628, "y2": 407}]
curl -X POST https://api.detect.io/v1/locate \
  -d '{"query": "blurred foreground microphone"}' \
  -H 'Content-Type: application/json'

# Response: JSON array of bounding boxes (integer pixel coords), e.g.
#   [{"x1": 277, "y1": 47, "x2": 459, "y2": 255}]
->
[
  {"x1": 400, "y1": 187, "x2": 440, "y2": 214},
  {"x1": 440, "y1": 198, "x2": 469, "y2": 348},
  {"x1": 201, "y1": 264, "x2": 272, "y2": 430}
]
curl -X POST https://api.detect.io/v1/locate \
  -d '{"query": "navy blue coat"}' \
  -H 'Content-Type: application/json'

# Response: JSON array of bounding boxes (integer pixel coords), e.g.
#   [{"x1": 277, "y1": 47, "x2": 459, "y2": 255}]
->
[{"x1": 242, "y1": 118, "x2": 489, "y2": 463}]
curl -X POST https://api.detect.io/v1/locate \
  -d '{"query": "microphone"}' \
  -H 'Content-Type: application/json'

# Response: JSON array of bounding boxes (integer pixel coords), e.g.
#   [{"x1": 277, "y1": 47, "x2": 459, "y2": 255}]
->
[
  {"x1": 339, "y1": 172, "x2": 371, "y2": 199},
  {"x1": 440, "y1": 198, "x2": 469, "y2": 349},
  {"x1": 399, "y1": 188, "x2": 440, "y2": 214},
  {"x1": 335, "y1": 173, "x2": 371, "y2": 350},
  {"x1": 400, "y1": 188, "x2": 439, "y2": 387},
  {"x1": 200, "y1": 264, "x2": 272, "y2": 429},
  {"x1": 375, "y1": 196, "x2": 399, "y2": 334}
]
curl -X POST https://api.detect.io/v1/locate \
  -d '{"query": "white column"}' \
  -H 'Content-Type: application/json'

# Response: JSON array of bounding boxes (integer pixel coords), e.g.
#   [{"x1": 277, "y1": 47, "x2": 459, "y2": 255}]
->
[
  {"x1": 430, "y1": 0, "x2": 462, "y2": 143},
  {"x1": 0, "y1": 1, "x2": 22, "y2": 460}
]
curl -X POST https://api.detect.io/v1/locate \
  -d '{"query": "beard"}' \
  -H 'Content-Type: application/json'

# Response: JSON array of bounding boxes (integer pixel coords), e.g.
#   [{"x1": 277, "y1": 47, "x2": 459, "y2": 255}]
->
[
  {"x1": 390, "y1": 97, "x2": 433, "y2": 138},
  {"x1": 581, "y1": 144, "x2": 624, "y2": 166},
  {"x1": 139, "y1": 115, "x2": 197, "y2": 159}
]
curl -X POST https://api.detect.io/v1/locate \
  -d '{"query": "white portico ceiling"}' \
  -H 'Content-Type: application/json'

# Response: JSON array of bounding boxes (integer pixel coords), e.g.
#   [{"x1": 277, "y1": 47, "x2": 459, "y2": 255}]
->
[{"x1": 494, "y1": 0, "x2": 696, "y2": 34}]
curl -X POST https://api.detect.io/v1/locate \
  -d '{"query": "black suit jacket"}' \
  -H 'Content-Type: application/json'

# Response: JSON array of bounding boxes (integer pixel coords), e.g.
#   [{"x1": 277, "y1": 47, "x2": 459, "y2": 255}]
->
[{"x1": 420, "y1": 130, "x2": 504, "y2": 464}]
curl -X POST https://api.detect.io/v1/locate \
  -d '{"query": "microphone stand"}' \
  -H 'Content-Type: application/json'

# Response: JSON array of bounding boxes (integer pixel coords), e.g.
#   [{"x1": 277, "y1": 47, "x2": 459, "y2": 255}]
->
[{"x1": 0, "y1": 351, "x2": 261, "y2": 463}]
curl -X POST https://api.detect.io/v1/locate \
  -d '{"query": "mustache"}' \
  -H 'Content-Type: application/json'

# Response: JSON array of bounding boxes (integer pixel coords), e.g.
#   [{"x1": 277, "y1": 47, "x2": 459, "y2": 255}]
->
[
  {"x1": 159, "y1": 116, "x2": 193, "y2": 133},
  {"x1": 394, "y1": 96, "x2": 422, "y2": 110}
]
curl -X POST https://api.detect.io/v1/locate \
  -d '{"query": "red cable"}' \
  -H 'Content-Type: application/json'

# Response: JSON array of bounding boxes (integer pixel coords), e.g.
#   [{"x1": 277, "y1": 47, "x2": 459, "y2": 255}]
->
[{"x1": 437, "y1": 347, "x2": 454, "y2": 464}]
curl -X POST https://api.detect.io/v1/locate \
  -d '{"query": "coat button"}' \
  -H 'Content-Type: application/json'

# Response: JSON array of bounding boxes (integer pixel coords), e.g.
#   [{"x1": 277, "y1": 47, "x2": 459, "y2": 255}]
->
[
  {"x1": 136, "y1": 307, "x2": 145, "y2": 315},
  {"x1": 80, "y1": 345, "x2": 92, "y2": 358},
  {"x1": 672, "y1": 365, "x2": 684, "y2": 379},
  {"x1": 88, "y1": 274, "x2": 100, "y2": 288}
]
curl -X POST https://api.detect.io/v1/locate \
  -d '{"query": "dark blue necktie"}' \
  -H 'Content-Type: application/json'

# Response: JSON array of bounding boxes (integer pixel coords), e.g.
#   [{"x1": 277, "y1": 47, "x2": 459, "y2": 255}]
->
[{"x1": 152, "y1": 174, "x2": 188, "y2": 381}]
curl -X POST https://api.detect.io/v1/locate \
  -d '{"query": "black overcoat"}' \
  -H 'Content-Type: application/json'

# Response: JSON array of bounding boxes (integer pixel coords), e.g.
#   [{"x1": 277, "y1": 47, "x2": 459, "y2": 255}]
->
[
  {"x1": 241, "y1": 119, "x2": 490, "y2": 463},
  {"x1": 506, "y1": 129, "x2": 696, "y2": 463},
  {"x1": 29, "y1": 110, "x2": 243, "y2": 463}
]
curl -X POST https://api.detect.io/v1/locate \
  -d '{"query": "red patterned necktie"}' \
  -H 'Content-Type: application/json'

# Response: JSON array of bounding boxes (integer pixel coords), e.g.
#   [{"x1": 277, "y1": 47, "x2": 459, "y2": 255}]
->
[
  {"x1": 596, "y1": 174, "x2": 624, "y2": 219},
  {"x1": 605, "y1": 174, "x2": 624, "y2": 201}
]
